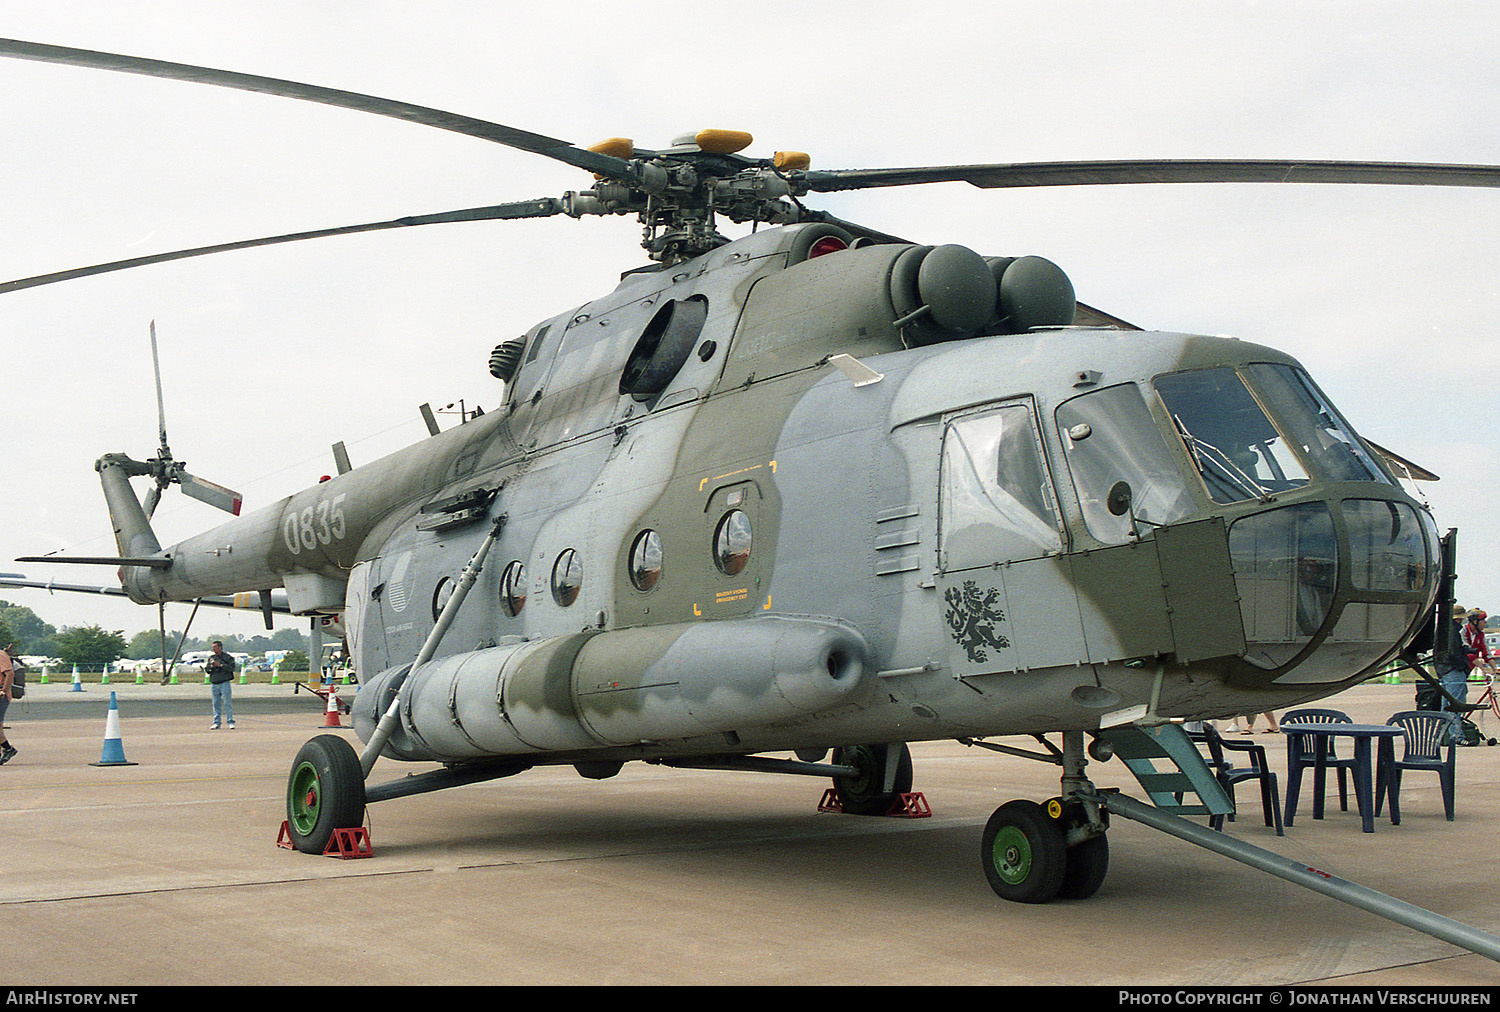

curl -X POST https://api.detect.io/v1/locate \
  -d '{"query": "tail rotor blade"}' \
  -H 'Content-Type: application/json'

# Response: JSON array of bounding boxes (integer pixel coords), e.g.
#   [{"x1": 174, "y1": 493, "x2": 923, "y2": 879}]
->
[{"x1": 178, "y1": 471, "x2": 243, "y2": 516}]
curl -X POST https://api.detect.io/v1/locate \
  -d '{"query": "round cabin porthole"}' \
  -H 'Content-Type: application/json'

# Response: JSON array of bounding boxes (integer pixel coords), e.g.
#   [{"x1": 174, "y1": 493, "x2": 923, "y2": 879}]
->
[
  {"x1": 551, "y1": 549, "x2": 582, "y2": 607},
  {"x1": 500, "y1": 561, "x2": 527, "y2": 616},
  {"x1": 714, "y1": 510, "x2": 752, "y2": 576},
  {"x1": 629, "y1": 530, "x2": 663, "y2": 592}
]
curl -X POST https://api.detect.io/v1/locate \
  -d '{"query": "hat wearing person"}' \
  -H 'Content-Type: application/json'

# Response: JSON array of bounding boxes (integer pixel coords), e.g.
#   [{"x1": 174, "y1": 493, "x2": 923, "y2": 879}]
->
[{"x1": 1454, "y1": 604, "x2": 1468, "y2": 619}]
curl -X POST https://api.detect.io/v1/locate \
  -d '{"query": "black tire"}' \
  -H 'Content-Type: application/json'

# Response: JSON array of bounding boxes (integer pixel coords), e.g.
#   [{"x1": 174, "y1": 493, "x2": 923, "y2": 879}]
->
[
  {"x1": 832, "y1": 742, "x2": 913, "y2": 816},
  {"x1": 1058, "y1": 833, "x2": 1109, "y2": 900},
  {"x1": 1053, "y1": 799, "x2": 1109, "y2": 900},
  {"x1": 285, "y1": 734, "x2": 366, "y2": 854},
  {"x1": 981, "y1": 800, "x2": 1066, "y2": 903}
]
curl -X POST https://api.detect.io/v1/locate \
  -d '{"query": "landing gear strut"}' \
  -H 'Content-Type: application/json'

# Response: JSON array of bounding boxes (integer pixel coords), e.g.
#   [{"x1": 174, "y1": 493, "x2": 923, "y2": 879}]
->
[{"x1": 976, "y1": 730, "x2": 1108, "y2": 903}]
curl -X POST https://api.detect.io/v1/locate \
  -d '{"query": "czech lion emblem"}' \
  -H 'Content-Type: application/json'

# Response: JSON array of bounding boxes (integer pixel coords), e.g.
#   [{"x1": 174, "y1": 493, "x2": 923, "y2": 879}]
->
[{"x1": 944, "y1": 580, "x2": 1011, "y2": 663}]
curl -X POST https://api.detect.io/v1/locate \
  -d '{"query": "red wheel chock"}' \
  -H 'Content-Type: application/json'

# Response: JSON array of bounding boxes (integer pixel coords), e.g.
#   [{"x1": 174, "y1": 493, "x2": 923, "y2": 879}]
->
[
  {"x1": 890, "y1": 792, "x2": 932, "y2": 818},
  {"x1": 817, "y1": 788, "x2": 931, "y2": 817},
  {"x1": 275, "y1": 820, "x2": 374, "y2": 858},
  {"x1": 323, "y1": 827, "x2": 374, "y2": 859}
]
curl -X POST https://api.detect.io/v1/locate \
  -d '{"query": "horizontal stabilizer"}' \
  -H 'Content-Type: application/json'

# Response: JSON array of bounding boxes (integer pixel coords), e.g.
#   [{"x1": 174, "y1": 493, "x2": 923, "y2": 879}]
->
[
  {"x1": 16, "y1": 554, "x2": 172, "y2": 569},
  {"x1": 0, "y1": 574, "x2": 291, "y2": 613}
]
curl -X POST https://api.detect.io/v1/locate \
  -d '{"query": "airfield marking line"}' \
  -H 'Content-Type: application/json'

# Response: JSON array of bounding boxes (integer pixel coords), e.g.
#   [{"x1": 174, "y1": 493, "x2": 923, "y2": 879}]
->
[
  {"x1": 0, "y1": 867, "x2": 422, "y2": 908},
  {"x1": 0, "y1": 815, "x2": 986, "y2": 907},
  {"x1": 0, "y1": 793, "x2": 283, "y2": 816},
  {"x1": 0, "y1": 773, "x2": 279, "y2": 793}
]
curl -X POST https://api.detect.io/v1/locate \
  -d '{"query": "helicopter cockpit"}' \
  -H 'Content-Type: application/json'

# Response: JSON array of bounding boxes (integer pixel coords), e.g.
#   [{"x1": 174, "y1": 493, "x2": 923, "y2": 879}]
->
[{"x1": 1050, "y1": 358, "x2": 1436, "y2": 693}]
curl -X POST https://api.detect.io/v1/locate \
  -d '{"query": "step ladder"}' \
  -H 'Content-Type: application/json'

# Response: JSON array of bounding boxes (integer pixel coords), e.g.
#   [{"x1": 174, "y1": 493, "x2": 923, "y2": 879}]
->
[{"x1": 1097, "y1": 724, "x2": 1233, "y2": 819}]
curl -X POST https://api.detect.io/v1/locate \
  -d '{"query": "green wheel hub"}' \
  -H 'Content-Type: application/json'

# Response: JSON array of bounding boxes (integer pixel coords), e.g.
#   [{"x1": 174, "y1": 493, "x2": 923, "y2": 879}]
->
[
  {"x1": 991, "y1": 825, "x2": 1033, "y2": 885},
  {"x1": 288, "y1": 761, "x2": 323, "y2": 836}
]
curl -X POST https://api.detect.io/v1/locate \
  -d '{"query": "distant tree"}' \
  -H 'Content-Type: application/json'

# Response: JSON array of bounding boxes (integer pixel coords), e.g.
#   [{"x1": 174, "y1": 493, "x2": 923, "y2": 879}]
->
[
  {"x1": 0, "y1": 615, "x2": 15, "y2": 653},
  {"x1": 280, "y1": 649, "x2": 310, "y2": 672},
  {"x1": 0, "y1": 600, "x2": 55, "y2": 654},
  {"x1": 126, "y1": 629, "x2": 181, "y2": 660},
  {"x1": 54, "y1": 626, "x2": 128, "y2": 670},
  {"x1": 270, "y1": 628, "x2": 306, "y2": 651}
]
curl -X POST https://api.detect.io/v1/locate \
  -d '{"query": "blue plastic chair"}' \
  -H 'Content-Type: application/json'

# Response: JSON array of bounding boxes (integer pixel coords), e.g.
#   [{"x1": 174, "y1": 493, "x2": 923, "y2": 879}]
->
[
  {"x1": 1283, "y1": 708, "x2": 1355, "y2": 825},
  {"x1": 1192, "y1": 725, "x2": 1284, "y2": 836},
  {"x1": 1379, "y1": 710, "x2": 1460, "y2": 823}
]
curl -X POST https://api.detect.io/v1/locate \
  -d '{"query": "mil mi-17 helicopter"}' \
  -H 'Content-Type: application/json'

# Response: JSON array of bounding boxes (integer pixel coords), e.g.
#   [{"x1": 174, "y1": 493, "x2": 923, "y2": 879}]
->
[{"x1": 4, "y1": 37, "x2": 1498, "y2": 912}]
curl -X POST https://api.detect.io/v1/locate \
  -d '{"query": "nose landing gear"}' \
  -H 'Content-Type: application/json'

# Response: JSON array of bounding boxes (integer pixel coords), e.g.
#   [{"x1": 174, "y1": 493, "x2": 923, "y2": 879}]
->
[{"x1": 976, "y1": 730, "x2": 1109, "y2": 903}]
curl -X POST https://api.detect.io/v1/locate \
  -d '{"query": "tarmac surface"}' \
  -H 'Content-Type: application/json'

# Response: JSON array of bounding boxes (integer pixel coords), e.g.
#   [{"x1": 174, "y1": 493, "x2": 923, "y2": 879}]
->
[{"x1": 3, "y1": 678, "x2": 1500, "y2": 987}]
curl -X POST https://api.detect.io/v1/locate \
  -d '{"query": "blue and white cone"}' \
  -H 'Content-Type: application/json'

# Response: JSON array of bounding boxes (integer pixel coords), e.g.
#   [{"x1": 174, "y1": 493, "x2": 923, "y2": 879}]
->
[
  {"x1": 90, "y1": 692, "x2": 138, "y2": 767},
  {"x1": 70, "y1": 665, "x2": 84, "y2": 692}
]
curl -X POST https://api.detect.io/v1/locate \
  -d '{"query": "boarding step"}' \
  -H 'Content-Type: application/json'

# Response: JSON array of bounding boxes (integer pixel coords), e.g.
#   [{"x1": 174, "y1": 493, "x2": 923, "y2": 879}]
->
[{"x1": 1097, "y1": 724, "x2": 1234, "y2": 818}]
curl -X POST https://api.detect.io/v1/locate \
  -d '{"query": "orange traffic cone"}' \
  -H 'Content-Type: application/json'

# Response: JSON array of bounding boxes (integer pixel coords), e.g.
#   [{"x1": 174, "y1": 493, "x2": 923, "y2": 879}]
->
[{"x1": 321, "y1": 685, "x2": 344, "y2": 728}]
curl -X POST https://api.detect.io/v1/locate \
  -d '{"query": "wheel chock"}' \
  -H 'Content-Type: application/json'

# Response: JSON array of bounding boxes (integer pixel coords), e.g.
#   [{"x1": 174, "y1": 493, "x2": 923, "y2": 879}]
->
[
  {"x1": 275, "y1": 821, "x2": 374, "y2": 857},
  {"x1": 322, "y1": 826, "x2": 374, "y2": 859},
  {"x1": 816, "y1": 788, "x2": 932, "y2": 817},
  {"x1": 888, "y1": 792, "x2": 932, "y2": 818}
]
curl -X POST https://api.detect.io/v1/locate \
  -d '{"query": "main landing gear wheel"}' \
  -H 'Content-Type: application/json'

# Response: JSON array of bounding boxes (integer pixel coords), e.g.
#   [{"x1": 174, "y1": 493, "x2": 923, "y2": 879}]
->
[
  {"x1": 981, "y1": 800, "x2": 1066, "y2": 903},
  {"x1": 831, "y1": 742, "x2": 913, "y2": 815},
  {"x1": 286, "y1": 734, "x2": 366, "y2": 854}
]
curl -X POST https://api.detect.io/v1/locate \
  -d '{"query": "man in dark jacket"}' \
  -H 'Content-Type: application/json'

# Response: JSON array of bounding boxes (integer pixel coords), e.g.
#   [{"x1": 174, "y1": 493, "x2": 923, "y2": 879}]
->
[
  {"x1": 206, "y1": 641, "x2": 236, "y2": 730},
  {"x1": 1435, "y1": 604, "x2": 1472, "y2": 712}
]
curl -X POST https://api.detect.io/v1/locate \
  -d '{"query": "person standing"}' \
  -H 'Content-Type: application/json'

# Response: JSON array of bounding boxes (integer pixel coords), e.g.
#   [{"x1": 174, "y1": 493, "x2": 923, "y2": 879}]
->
[
  {"x1": 205, "y1": 641, "x2": 236, "y2": 730},
  {"x1": 1464, "y1": 609, "x2": 1495, "y2": 678},
  {"x1": 0, "y1": 643, "x2": 17, "y2": 764},
  {"x1": 1435, "y1": 604, "x2": 1472, "y2": 711}
]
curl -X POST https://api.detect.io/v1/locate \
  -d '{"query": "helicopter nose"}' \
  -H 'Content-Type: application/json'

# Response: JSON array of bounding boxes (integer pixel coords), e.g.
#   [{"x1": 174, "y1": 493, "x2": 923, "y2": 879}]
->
[{"x1": 1229, "y1": 497, "x2": 1437, "y2": 683}]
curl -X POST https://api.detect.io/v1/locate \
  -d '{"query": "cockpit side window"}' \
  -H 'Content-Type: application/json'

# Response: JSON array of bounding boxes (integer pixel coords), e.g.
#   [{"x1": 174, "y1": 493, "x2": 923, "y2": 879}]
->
[
  {"x1": 1056, "y1": 383, "x2": 1196, "y2": 544},
  {"x1": 939, "y1": 401, "x2": 1063, "y2": 569}
]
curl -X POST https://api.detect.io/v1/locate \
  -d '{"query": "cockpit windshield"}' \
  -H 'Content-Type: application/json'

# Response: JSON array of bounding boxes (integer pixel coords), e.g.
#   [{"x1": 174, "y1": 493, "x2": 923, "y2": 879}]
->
[
  {"x1": 1243, "y1": 363, "x2": 1388, "y2": 484},
  {"x1": 1153, "y1": 368, "x2": 1310, "y2": 503},
  {"x1": 1152, "y1": 365, "x2": 1387, "y2": 504}
]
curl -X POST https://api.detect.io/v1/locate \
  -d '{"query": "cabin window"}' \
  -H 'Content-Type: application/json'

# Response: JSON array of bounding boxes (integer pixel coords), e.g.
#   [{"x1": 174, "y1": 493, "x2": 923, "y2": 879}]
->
[
  {"x1": 551, "y1": 549, "x2": 582, "y2": 607},
  {"x1": 500, "y1": 561, "x2": 527, "y2": 616},
  {"x1": 629, "y1": 530, "x2": 664, "y2": 592},
  {"x1": 939, "y1": 401, "x2": 1062, "y2": 568},
  {"x1": 1056, "y1": 384, "x2": 1196, "y2": 545},
  {"x1": 714, "y1": 510, "x2": 752, "y2": 576}
]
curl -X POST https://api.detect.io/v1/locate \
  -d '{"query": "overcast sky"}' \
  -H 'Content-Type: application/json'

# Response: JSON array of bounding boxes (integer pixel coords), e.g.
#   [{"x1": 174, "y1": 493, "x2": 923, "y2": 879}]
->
[{"x1": 0, "y1": 1, "x2": 1496, "y2": 645}]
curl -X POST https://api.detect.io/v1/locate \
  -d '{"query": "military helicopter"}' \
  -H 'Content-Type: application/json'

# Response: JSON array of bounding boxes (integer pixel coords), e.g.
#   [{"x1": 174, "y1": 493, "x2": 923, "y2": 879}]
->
[{"x1": 4, "y1": 37, "x2": 1498, "y2": 913}]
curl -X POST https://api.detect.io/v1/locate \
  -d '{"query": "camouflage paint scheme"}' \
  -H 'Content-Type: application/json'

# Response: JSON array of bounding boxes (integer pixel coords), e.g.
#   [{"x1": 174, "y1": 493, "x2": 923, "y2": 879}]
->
[{"x1": 98, "y1": 222, "x2": 1437, "y2": 769}]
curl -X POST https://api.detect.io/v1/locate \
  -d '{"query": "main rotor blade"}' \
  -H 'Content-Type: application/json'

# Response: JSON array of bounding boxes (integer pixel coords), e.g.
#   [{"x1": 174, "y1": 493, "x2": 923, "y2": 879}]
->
[
  {"x1": 801, "y1": 159, "x2": 1500, "y2": 192},
  {"x1": 0, "y1": 199, "x2": 562, "y2": 294},
  {"x1": 0, "y1": 38, "x2": 631, "y2": 178}
]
